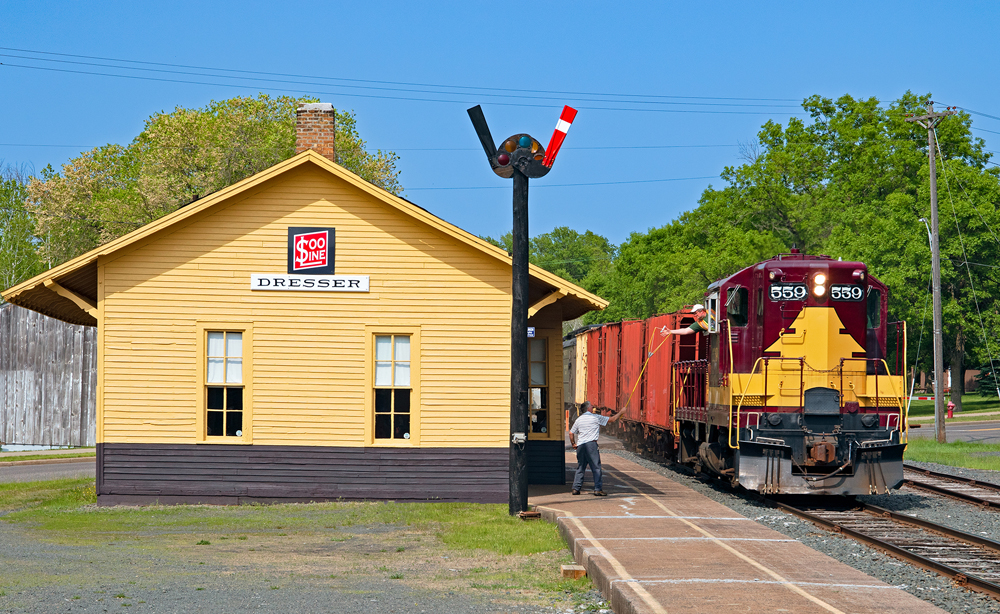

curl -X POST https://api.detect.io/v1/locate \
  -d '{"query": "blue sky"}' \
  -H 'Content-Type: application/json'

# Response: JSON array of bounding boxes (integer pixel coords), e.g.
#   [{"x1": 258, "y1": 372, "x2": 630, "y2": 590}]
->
[{"x1": 2, "y1": 1, "x2": 997, "y2": 246}]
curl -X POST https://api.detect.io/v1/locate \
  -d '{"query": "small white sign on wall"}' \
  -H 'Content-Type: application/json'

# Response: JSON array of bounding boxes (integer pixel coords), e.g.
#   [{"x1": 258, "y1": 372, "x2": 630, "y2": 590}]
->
[{"x1": 251, "y1": 274, "x2": 370, "y2": 292}]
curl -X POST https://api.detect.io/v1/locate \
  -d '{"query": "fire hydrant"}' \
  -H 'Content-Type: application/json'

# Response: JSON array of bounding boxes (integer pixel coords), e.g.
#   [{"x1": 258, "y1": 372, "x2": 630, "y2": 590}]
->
[{"x1": 947, "y1": 401, "x2": 955, "y2": 419}]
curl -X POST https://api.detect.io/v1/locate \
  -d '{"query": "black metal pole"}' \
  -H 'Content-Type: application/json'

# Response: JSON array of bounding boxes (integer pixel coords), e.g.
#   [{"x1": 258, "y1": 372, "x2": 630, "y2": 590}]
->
[{"x1": 509, "y1": 168, "x2": 530, "y2": 515}]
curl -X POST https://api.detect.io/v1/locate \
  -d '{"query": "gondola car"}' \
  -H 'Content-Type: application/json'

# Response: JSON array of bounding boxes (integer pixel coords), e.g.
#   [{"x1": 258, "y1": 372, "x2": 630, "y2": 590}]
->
[{"x1": 565, "y1": 249, "x2": 907, "y2": 495}]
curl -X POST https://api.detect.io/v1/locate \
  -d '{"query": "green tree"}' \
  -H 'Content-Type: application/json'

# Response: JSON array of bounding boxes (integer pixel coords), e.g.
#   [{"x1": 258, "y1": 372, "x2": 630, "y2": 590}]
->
[
  {"x1": 28, "y1": 94, "x2": 401, "y2": 266},
  {"x1": 0, "y1": 167, "x2": 44, "y2": 293},
  {"x1": 698, "y1": 92, "x2": 1000, "y2": 411},
  {"x1": 481, "y1": 227, "x2": 616, "y2": 285},
  {"x1": 588, "y1": 91, "x2": 1000, "y2": 414}
]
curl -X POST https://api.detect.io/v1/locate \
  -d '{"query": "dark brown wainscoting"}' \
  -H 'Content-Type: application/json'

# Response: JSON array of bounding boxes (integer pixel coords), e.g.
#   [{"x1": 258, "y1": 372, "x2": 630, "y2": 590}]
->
[
  {"x1": 526, "y1": 439, "x2": 566, "y2": 485},
  {"x1": 97, "y1": 443, "x2": 508, "y2": 505}
]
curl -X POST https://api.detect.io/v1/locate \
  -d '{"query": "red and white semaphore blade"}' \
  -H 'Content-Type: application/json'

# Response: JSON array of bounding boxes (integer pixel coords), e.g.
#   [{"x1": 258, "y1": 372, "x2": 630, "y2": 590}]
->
[{"x1": 542, "y1": 105, "x2": 578, "y2": 168}]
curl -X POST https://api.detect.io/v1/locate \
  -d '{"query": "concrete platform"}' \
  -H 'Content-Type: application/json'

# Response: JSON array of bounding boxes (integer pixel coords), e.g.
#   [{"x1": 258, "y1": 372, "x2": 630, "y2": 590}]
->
[{"x1": 530, "y1": 449, "x2": 946, "y2": 614}]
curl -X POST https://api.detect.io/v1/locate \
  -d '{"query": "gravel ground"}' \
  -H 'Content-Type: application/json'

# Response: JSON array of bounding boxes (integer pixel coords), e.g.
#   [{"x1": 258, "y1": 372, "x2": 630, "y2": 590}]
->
[
  {"x1": 0, "y1": 506, "x2": 613, "y2": 614},
  {"x1": 607, "y1": 449, "x2": 1000, "y2": 614}
]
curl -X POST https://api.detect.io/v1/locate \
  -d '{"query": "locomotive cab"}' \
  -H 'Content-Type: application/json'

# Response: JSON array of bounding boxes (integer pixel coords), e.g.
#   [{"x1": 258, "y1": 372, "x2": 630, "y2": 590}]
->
[{"x1": 696, "y1": 252, "x2": 907, "y2": 495}]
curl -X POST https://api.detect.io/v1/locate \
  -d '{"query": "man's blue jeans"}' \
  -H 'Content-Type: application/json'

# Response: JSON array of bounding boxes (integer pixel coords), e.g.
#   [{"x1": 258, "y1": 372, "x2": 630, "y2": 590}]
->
[{"x1": 573, "y1": 441, "x2": 602, "y2": 492}]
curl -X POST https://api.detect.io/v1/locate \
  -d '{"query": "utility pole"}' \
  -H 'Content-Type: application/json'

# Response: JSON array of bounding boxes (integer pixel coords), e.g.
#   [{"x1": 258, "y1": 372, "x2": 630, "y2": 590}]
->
[
  {"x1": 906, "y1": 102, "x2": 956, "y2": 443},
  {"x1": 467, "y1": 105, "x2": 577, "y2": 514}
]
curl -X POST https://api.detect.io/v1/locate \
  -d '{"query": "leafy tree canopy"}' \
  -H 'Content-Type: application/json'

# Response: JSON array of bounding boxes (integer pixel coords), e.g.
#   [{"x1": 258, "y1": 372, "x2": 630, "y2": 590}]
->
[
  {"x1": 482, "y1": 226, "x2": 616, "y2": 287},
  {"x1": 0, "y1": 167, "x2": 43, "y2": 294},
  {"x1": 27, "y1": 94, "x2": 401, "y2": 265},
  {"x1": 589, "y1": 91, "x2": 1000, "y2": 406}
]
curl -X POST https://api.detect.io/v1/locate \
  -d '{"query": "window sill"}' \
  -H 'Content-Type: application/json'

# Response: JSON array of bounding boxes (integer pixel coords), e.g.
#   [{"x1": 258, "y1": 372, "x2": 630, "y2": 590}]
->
[
  {"x1": 368, "y1": 440, "x2": 415, "y2": 447},
  {"x1": 198, "y1": 438, "x2": 253, "y2": 445}
]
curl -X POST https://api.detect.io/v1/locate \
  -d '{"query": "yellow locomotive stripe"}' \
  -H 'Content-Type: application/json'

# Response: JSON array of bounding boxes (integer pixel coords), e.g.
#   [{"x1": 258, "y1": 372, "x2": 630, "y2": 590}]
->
[{"x1": 765, "y1": 306, "x2": 864, "y2": 371}]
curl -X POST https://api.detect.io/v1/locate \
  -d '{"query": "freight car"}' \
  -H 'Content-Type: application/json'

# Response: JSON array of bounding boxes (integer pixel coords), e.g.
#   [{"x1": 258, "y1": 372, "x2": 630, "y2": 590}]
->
[{"x1": 565, "y1": 250, "x2": 908, "y2": 495}]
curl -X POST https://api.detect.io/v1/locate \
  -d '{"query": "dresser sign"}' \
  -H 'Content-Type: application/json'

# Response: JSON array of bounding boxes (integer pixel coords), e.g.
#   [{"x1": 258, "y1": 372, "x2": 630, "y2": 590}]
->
[{"x1": 251, "y1": 274, "x2": 370, "y2": 292}]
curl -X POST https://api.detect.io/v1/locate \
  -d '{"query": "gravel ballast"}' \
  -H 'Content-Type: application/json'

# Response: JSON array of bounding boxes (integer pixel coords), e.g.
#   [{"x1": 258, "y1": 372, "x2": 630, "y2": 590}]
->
[{"x1": 607, "y1": 449, "x2": 1000, "y2": 614}]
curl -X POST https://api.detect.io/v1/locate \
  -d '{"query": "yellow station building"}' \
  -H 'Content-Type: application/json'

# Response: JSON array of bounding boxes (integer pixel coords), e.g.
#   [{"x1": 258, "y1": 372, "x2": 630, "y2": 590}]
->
[{"x1": 3, "y1": 103, "x2": 605, "y2": 504}]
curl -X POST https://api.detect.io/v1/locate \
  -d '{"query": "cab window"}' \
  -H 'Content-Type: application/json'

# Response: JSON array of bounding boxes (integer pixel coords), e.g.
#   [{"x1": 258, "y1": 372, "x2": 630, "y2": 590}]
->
[
  {"x1": 727, "y1": 287, "x2": 749, "y2": 327},
  {"x1": 867, "y1": 288, "x2": 881, "y2": 328}
]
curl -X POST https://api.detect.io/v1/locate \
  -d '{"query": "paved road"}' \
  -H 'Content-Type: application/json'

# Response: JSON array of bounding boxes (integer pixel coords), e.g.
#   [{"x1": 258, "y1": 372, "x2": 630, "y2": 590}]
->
[
  {"x1": 0, "y1": 459, "x2": 95, "y2": 483},
  {"x1": 909, "y1": 419, "x2": 1000, "y2": 444}
]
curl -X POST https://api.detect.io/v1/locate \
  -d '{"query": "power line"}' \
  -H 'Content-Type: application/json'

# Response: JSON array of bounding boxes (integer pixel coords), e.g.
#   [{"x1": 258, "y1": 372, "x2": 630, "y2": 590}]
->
[
  {"x1": 956, "y1": 107, "x2": 1000, "y2": 124},
  {"x1": 0, "y1": 46, "x2": 802, "y2": 104},
  {"x1": 0, "y1": 142, "x2": 737, "y2": 151},
  {"x1": 0, "y1": 52, "x2": 804, "y2": 111},
  {"x1": 407, "y1": 175, "x2": 719, "y2": 190},
  {"x1": 1, "y1": 62, "x2": 811, "y2": 117}
]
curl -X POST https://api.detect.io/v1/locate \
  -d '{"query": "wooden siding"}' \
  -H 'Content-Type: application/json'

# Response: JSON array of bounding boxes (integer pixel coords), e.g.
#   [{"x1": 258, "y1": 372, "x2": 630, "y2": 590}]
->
[
  {"x1": 99, "y1": 166, "x2": 513, "y2": 448},
  {"x1": 97, "y1": 443, "x2": 507, "y2": 504},
  {"x1": 0, "y1": 303, "x2": 96, "y2": 446},
  {"x1": 526, "y1": 439, "x2": 566, "y2": 485}
]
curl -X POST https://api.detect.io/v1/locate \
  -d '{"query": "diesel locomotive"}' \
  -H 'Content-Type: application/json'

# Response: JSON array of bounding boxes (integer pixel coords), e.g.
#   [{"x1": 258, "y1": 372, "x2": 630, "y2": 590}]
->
[{"x1": 565, "y1": 250, "x2": 908, "y2": 495}]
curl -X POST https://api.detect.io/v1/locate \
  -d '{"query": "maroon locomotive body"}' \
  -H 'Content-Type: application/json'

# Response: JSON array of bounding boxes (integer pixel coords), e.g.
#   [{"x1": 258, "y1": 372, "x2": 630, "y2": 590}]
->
[{"x1": 567, "y1": 250, "x2": 908, "y2": 495}]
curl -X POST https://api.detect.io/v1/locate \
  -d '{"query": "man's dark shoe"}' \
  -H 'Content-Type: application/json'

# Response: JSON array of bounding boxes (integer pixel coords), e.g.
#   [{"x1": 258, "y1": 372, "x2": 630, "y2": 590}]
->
[
  {"x1": 593, "y1": 491, "x2": 607, "y2": 496},
  {"x1": 571, "y1": 490, "x2": 581, "y2": 495}
]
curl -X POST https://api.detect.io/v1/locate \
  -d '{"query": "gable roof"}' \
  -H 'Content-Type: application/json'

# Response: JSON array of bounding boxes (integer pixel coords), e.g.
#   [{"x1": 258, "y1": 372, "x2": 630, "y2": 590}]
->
[{"x1": 2, "y1": 150, "x2": 607, "y2": 326}]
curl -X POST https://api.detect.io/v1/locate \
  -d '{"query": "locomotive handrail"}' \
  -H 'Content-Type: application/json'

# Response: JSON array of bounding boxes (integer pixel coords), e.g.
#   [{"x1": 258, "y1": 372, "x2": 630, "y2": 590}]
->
[
  {"x1": 879, "y1": 358, "x2": 907, "y2": 441},
  {"x1": 731, "y1": 356, "x2": 766, "y2": 450}
]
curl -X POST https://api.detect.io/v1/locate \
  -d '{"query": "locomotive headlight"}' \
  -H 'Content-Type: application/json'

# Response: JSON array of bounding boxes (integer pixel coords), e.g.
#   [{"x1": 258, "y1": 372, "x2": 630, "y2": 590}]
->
[{"x1": 812, "y1": 273, "x2": 827, "y2": 297}]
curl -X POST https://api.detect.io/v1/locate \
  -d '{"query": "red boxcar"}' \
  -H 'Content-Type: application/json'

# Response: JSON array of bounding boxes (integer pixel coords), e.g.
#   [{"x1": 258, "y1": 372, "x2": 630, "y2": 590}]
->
[
  {"x1": 618, "y1": 320, "x2": 646, "y2": 420},
  {"x1": 599, "y1": 322, "x2": 621, "y2": 411}
]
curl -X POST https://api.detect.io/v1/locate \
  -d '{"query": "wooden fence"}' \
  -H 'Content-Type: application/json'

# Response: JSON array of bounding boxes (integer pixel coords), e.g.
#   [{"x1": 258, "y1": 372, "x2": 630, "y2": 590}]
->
[{"x1": 0, "y1": 303, "x2": 96, "y2": 447}]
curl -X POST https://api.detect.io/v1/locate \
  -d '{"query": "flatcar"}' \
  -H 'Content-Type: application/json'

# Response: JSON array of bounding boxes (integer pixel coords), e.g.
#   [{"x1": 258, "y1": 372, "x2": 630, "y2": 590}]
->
[{"x1": 564, "y1": 249, "x2": 908, "y2": 495}]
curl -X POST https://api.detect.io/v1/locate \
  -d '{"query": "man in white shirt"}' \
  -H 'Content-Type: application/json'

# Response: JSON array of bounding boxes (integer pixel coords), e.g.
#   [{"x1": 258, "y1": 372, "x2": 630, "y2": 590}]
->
[{"x1": 569, "y1": 401, "x2": 625, "y2": 496}]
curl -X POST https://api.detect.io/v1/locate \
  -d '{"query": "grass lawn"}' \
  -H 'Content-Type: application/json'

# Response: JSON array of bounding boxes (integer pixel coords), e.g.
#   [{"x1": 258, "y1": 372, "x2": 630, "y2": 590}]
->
[
  {"x1": 0, "y1": 478, "x2": 592, "y2": 608},
  {"x1": 908, "y1": 396, "x2": 1000, "y2": 417},
  {"x1": 905, "y1": 438, "x2": 1000, "y2": 471},
  {"x1": 0, "y1": 451, "x2": 96, "y2": 462}
]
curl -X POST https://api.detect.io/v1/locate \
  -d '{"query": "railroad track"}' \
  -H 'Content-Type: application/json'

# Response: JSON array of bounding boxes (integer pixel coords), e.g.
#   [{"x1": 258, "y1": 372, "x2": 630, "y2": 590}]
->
[
  {"x1": 773, "y1": 498, "x2": 1000, "y2": 600},
  {"x1": 903, "y1": 463, "x2": 1000, "y2": 508}
]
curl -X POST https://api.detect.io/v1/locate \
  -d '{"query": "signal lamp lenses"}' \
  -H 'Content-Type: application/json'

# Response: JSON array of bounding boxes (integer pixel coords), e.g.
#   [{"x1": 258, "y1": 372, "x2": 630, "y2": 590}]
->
[
  {"x1": 518, "y1": 135, "x2": 532, "y2": 148},
  {"x1": 498, "y1": 153, "x2": 510, "y2": 166},
  {"x1": 503, "y1": 139, "x2": 516, "y2": 153},
  {"x1": 814, "y1": 273, "x2": 827, "y2": 285},
  {"x1": 813, "y1": 285, "x2": 827, "y2": 297},
  {"x1": 768, "y1": 271, "x2": 775, "y2": 280}
]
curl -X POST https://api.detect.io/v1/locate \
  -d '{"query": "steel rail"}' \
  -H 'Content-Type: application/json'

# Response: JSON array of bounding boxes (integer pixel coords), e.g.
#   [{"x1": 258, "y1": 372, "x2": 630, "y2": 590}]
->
[
  {"x1": 903, "y1": 463, "x2": 1000, "y2": 509},
  {"x1": 772, "y1": 498, "x2": 1000, "y2": 600}
]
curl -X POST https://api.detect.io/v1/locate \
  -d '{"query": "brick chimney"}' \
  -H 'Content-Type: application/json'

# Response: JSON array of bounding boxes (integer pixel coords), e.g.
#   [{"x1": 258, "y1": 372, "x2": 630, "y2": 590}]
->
[{"x1": 295, "y1": 103, "x2": 336, "y2": 161}]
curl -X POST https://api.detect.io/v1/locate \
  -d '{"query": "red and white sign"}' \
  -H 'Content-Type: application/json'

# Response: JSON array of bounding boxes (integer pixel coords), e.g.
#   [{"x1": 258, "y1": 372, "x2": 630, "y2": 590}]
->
[
  {"x1": 293, "y1": 230, "x2": 329, "y2": 271},
  {"x1": 542, "y1": 105, "x2": 578, "y2": 168}
]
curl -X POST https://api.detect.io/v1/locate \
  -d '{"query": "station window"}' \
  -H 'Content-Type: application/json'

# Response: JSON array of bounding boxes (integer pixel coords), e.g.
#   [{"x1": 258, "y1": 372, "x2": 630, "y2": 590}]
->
[
  {"x1": 529, "y1": 337, "x2": 548, "y2": 434},
  {"x1": 206, "y1": 331, "x2": 244, "y2": 438},
  {"x1": 374, "y1": 335, "x2": 411, "y2": 440}
]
